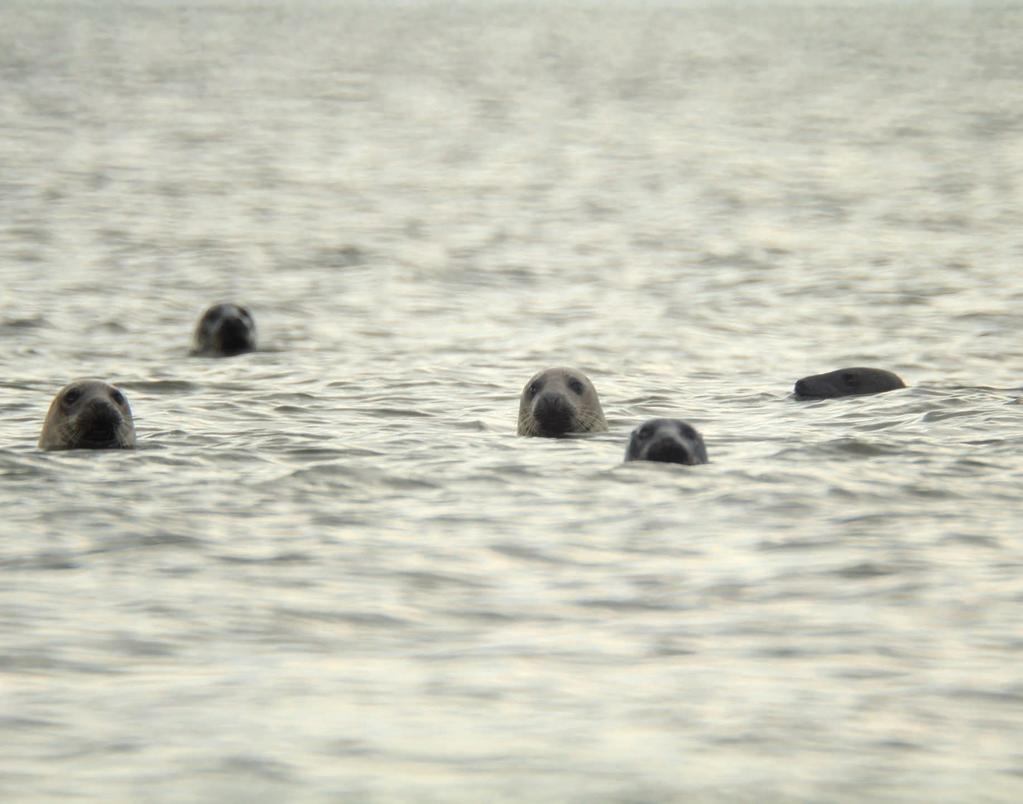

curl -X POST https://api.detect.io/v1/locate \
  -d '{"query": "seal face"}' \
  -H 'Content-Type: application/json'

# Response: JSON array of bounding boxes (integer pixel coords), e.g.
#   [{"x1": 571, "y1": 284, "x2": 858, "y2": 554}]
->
[
  {"x1": 793, "y1": 367, "x2": 905, "y2": 400},
  {"x1": 191, "y1": 303, "x2": 256, "y2": 356},
  {"x1": 39, "y1": 380, "x2": 136, "y2": 451},
  {"x1": 517, "y1": 367, "x2": 608, "y2": 437},
  {"x1": 625, "y1": 418, "x2": 708, "y2": 465}
]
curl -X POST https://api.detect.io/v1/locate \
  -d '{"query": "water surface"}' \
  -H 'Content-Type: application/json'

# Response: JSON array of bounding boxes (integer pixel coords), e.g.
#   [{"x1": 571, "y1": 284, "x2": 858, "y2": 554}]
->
[{"x1": 2, "y1": 1, "x2": 1023, "y2": 800}]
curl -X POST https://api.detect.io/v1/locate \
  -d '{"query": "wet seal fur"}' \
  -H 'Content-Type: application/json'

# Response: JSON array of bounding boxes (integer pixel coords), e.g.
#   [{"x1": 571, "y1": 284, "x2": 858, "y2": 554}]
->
[
  {"x1": 794, "y1": 367, "x2": 905, "y2": 400},
  {"x1": 39, "y1": 380, "x2": 136, "y2": 451},
  {"x1": 191, "y1": 303, "x2": 256, "y2": 356},
  {"x1": 517, "y1": 367, "x2": 608, "y2": 437},
  {"x1": 625, "y1": 418, "x2": 708, "y2": 465}
]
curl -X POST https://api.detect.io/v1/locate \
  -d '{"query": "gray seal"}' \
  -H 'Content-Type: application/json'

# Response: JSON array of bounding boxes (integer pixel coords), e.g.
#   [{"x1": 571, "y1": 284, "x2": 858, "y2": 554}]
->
[
  {"x1": 794, "y1": 367, "x2": 905, "y2": 400},
  {"x1": 517, "y1": 367, "x2": 608, "y2": 437},
  {"x1": 625, "y1": 418, "x2": 708, "y2": 465},
  {"x1": 191, "y1": 303, "x2": 256, "y2": 356},
  {"x1": 39, "y1": 380, "x2": 136, "y2": 451}
]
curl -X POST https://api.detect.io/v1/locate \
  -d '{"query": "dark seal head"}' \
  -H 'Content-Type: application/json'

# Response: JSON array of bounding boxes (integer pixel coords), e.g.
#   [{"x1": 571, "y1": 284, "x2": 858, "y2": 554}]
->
[
  {"x1": 793, "y1": 367, "x2": 905, "y2": 400},
  {"x1": 625, "y1": 418, "x2": 708, "y2": 465},
  {"x1": 39, "y1": 380, "x2": 136, "y2": 451},
  {"x1": 517, "y1": 367, "x2": 608, "y2": 437},
  {"x1": 192, "y1": 303, "x2": 256, "y2": 356}
]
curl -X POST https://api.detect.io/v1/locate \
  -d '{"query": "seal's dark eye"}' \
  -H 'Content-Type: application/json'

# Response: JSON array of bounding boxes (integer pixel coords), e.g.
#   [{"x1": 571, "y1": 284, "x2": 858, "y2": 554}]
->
[
  {"x1": 638, "y1": 425, "x2": 653, "y2": 440},
  {"x1": 568, "y1": 378, "x2": 584, "y2": 395},
  {"x1": 238, "y1": 306, "x2": 252, "y2": 320},
  {"x1": 528, "y1": 381, "x2": 541, "y2": 397},
  {"x1": 842, "y1": 373, "x2": 858, "y2": 387},
  {"x1": 111, "y1": 389, "x2": 126, "y2": 406},
  {"x1": 63, "y1": 388, "x2": 81, "y2": 405}
]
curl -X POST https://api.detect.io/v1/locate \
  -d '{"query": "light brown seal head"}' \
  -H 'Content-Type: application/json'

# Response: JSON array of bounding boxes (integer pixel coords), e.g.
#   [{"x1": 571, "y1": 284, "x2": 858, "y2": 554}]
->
[
  {"x1": 517, "y1": 367, "x2": 608, "y2": 437},
  {"x1": 39, "y1": 380, "x2": 136, "y2": 451},
  {"x1": 191, "y1": 302, "x2": 256, "y2": 356}
]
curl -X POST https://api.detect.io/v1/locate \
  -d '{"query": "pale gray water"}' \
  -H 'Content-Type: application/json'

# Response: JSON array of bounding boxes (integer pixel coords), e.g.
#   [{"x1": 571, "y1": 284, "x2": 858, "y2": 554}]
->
[{"x1": 2, "y1": 1, "x2": 1023, "y2": 800}]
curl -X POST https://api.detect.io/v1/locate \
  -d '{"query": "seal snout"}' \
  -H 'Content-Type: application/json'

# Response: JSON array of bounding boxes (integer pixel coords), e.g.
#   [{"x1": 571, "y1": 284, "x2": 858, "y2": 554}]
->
[
  {"x1": 214, "y1": 315, "x2": 255, "y2": 355},
  {"x1": 532, "y1": 392, "x2": 576, "y2": 436},
  {"x1": 76, "y1": 400, "x2": 124, "y2": 446},
  {"x1": 82, "y1": 398, "x2": 121, "y2": 421},
  {"x1": 645, "y1": 436, "x2": 692, "y2": 464},
  {"x1": 793, "y1": 378, "x2": 811, "y2": 399}
]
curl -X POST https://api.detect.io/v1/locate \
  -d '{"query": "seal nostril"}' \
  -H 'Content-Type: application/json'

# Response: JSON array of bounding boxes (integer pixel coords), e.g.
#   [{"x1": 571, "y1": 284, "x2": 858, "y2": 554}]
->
[{"x1": 88, "y1": 419, "x2": 117, "y2": 439}]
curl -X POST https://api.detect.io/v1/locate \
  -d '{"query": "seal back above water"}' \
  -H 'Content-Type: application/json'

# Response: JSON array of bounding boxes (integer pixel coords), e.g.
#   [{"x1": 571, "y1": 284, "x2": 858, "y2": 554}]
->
[
  {"x1": 39, "y1": 380, "x2": 136, "y2": 451},
  {"x1": 517, "y1": 367, "x2": 608, "y2": 437},
  {"x1": 794, "y1": 367, "x2": 905, "y2": 400}
]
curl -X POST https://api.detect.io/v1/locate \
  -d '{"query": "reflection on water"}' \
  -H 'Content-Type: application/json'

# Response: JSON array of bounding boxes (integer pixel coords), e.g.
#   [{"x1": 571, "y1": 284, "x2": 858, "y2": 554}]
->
[{"x1": 2, "y1": 1, "x2": 1022, "y2": 799}]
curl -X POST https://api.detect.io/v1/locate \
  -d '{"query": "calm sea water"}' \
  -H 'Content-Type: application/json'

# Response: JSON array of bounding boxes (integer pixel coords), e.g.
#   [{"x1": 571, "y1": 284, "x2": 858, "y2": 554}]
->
[{"x1": 2, "y1": 1, "x2": 1022, "y2": 800}]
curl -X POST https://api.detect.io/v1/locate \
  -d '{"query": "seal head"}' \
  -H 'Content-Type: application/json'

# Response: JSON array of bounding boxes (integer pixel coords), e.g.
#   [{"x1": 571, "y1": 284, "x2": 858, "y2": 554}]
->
[
  {"x1": 625, "y1": 418, "x2": 708, "y2": 465},
  {"x1": 192, "y1": 303, "x2": 256, "y2": 356},
  {"x1": 794, "y1": 367, "x2": 905, "y2": 400},
  {"x1": 517, "y1": 368, "x2": 608, "y2": 437},
  {"x1": 39, "y1": 380, "x2": 136, "y2": 451}
]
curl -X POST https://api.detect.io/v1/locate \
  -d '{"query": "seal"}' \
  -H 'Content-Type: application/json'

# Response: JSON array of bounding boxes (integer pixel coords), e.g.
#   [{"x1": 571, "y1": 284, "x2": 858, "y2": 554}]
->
[
  {"x1": 625, "y1": 418, "x2": 708, "y2": 465},
  {"x1": 191, "y1": 303, "x2": 256, "y2": 356},
  {"x1": 517, "y1": 367, "x2": 608, "y2": 437},
  {"x1": 793, "y1": 367, "x2": 905, "y2": 400},
  {"x1": 39, "y1": 380, "x2": 136, "y2": 451}
]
